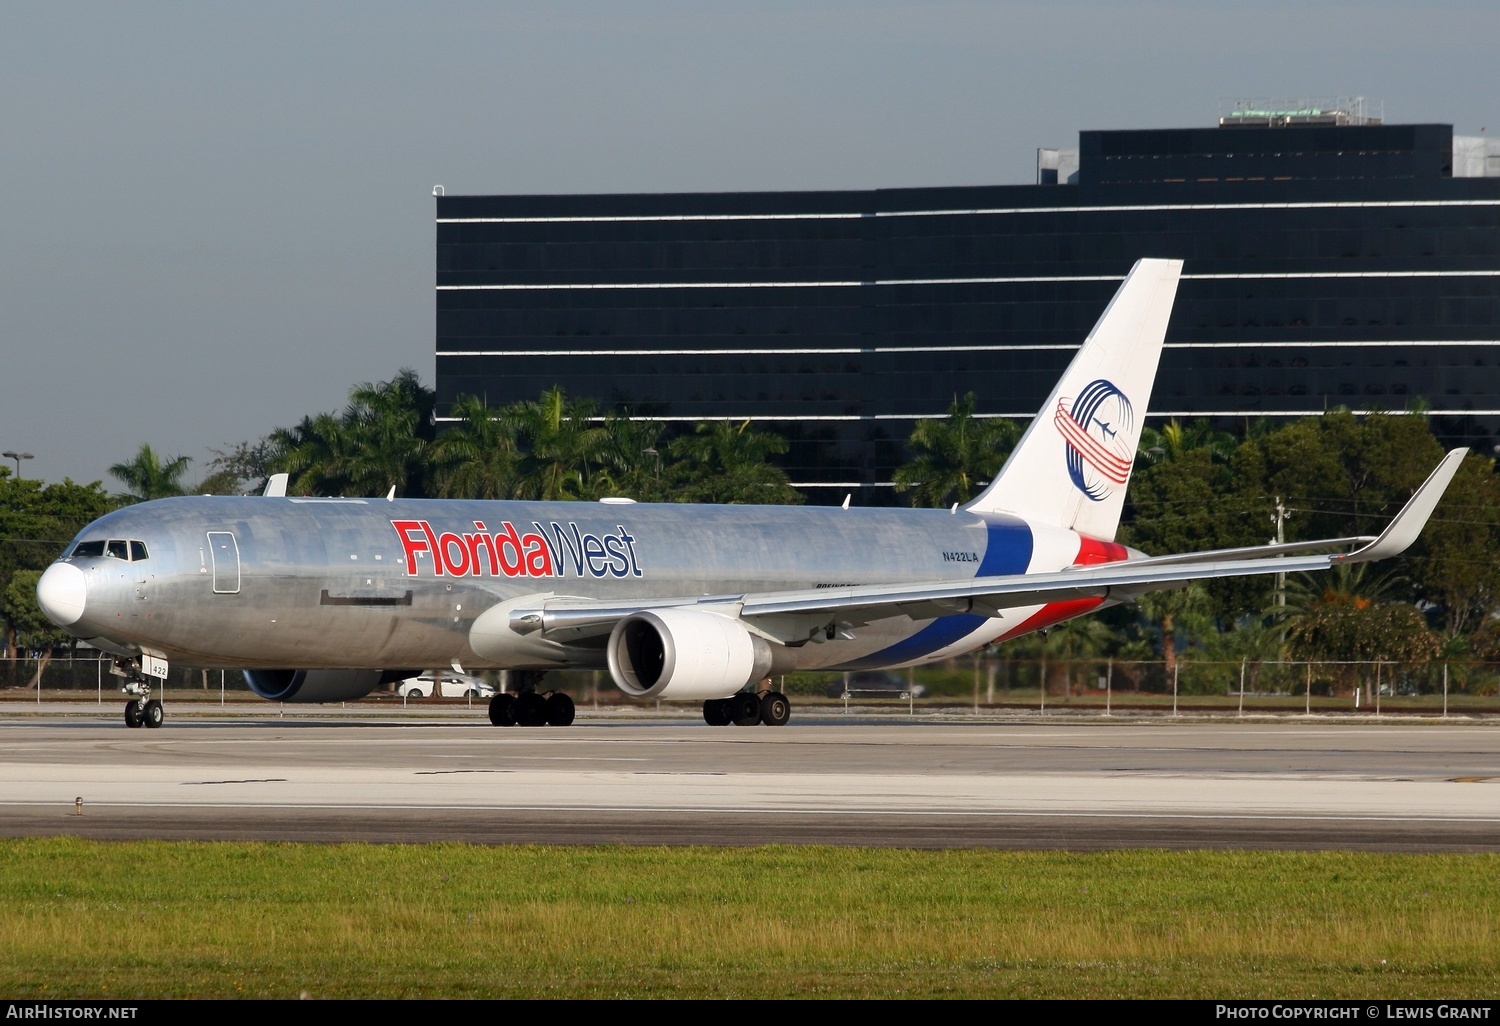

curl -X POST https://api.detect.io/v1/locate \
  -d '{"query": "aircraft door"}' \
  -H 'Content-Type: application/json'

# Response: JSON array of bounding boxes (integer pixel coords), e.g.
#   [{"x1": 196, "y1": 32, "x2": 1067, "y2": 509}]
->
[{"x1": 207, "y1": 531, "x2": 241, "y2": 594}]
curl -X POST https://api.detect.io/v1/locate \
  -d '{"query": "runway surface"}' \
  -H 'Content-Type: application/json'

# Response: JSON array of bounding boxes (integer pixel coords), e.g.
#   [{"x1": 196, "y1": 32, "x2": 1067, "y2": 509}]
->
[{"x1": 2, "y1": 704, "x2": 1498, "y2": 850}]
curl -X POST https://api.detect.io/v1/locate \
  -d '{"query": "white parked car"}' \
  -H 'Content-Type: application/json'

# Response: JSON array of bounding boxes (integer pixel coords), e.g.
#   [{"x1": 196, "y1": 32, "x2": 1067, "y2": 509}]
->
[{"x1": 397, "y1": 673, "x2": 496, "y2": 699}]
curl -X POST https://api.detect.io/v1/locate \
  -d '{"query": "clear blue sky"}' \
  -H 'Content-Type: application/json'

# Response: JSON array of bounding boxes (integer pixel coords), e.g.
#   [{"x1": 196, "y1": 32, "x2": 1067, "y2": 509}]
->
[{"x1": 3, "y1": 1, "x2": 1496, "y2": 488}]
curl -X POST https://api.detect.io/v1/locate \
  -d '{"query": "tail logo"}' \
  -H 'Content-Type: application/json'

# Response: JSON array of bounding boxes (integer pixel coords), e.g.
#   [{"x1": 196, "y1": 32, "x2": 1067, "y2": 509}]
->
[{"x1": 1054, "y1": 379, "x2": 1135, "y2": 501}]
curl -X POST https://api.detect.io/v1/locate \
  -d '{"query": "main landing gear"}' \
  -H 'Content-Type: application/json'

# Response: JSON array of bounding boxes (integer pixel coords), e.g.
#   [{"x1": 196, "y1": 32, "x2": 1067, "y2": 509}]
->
[
  {"x1": 703, "y1": 687, "x2": 791, "y2": 727},
  {"x1": 488, "y1": 670, "x2": 575, "y2": 727}
]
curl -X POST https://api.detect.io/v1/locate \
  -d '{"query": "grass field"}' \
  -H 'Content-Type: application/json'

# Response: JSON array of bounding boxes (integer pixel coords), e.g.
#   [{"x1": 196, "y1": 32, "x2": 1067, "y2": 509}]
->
[{"x1": 1, "y1": 839, "x2": 1497, "y2": 998}]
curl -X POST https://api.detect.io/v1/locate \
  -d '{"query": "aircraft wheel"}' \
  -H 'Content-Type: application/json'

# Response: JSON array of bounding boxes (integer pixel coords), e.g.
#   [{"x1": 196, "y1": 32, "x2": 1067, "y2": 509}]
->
[
  {"x1": 124, "y1": 700, "x2": 143, "y2": 729},
  {"x1": 488, "y1": 693, "x2": 516, "y2": 727},
  {"x1": 545, "y1": 692, "x2": 575, "y2": 727},
  {"x1": 729, "y1": 692, "x2": 761, "y2": 727},
  {"x1": 142, "y1": 699, "x2": 165, "y2": 729},
  {"x1": 515, "y1": 691, "x2": 549, "y2": 727},
  {"x1": 759, "y1": 691, "x2": 791, "y2": 727},
  {"x1": 703, "y1": 699, "x2": 731, "y2": 726}
]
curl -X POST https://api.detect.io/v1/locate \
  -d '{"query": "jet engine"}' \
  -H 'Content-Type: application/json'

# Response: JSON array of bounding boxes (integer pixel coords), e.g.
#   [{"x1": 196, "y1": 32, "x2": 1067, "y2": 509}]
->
[
  {"x1": 606, "y1": 608, "x2": 779, "y2": 700},
  {"x1": 243, "y1": 669, "x2": 395, "y2": 703}
]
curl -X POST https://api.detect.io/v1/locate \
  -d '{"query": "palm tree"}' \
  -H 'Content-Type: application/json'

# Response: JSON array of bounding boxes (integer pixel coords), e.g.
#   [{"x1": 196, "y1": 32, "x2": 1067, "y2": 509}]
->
[
  {"x1": 1137, "y1": 582, "x2": 1213, "y2": 684},
  {"x1": 270, "y1": 412, "x2": 359, "y2": 497},
  {"x1": 1137, "y1": 419, "x2": 1237, "y2": 464},
  {"x1": 893, "y1": 393, "x2": 1020, "y2": 508},
  {"x1": 1272, "y1": 563, "x2": 1440, "y2": 693},
  {"x1": 665, "y1": 420, "x2": 802, "y2": 505},
  {"x1": 269, "y1": 369, "x2": 436, "y2": 497},
  {"x1": 108, "y1": 444, "x2": 192, "y2": 503},
  {"x1": 342, "y1": 369, "x2": 436, "y2": 497},
  {"x1": 594, "y1": 413, "x2": 668, "y2": 503},
  {"x1": 1039, "y1": 615, "x2": 1115, "y2": 696},
  {"x1": 511, "y1": 387, "x2": 612, "y2": 501},
  {"x1": 431, "y1": 394, "x2": 522, "y2": 499}
]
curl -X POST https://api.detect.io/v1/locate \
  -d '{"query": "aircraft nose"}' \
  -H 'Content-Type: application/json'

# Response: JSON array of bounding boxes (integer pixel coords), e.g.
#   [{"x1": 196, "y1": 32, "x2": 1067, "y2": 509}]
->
[{"x1": 36, "y1": 562, "x2": 88, "y2": 627}]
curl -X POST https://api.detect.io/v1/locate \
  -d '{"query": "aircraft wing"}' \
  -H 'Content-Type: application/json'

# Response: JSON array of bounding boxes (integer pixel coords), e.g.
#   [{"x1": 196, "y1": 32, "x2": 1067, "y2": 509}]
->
[{"x1": 509, "y1": 448, "x2": 1466, "y2": 644}]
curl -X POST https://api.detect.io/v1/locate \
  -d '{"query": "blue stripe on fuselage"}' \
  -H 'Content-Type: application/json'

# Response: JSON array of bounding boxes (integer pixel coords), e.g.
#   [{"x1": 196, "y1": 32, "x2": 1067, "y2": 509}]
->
[{"x1": 839, "y1": 516, "x2": 1034, "y2": 669}]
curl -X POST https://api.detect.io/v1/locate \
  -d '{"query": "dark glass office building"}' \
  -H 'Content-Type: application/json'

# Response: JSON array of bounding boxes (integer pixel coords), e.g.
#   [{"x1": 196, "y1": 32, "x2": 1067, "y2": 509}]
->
[{"x1": 435, "y1": 119, "x2": 1500, "y2": 503}]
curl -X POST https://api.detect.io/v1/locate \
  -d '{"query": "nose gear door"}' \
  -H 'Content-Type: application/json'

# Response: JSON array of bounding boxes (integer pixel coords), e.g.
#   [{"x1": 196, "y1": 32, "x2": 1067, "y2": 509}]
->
[{"x1": 207, "y1": 531, "x2": 240, "y2": 594}]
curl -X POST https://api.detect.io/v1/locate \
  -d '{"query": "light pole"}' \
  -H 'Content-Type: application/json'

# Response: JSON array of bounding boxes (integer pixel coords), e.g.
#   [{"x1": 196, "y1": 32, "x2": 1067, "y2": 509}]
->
[{"x1": 2, "y1": 451, "x2": 33, "y2": 479}]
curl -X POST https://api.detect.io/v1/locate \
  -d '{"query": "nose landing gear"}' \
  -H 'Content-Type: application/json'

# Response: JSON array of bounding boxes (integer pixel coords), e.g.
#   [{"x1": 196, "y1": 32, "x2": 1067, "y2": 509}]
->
[
  {"x1": 115, "y1": 659, "x2": 164, "y2": 729},
  {"x1": 121, "y1": 689, "x2": 164, "y2": 729}
]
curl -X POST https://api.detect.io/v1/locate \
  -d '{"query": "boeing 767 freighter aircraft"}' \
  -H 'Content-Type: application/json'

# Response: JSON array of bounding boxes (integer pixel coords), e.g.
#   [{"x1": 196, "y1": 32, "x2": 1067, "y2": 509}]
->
[{"x1": 35, "y1": 259, "x2": 1466, "y2": 728}]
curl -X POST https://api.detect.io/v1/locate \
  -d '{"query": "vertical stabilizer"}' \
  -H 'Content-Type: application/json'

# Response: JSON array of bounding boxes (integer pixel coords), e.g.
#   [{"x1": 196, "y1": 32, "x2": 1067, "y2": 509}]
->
[{"x1": 965, "y1": 258, "x2": 1183, "y2": 539}]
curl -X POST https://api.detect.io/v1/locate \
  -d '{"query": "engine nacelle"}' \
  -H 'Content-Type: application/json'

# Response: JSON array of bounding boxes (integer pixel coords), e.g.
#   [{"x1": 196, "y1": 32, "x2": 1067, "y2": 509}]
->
[
  {"x1": 243, "y1": 669, "x2": 393, "y2": 703},
  {"x1": 606, "y1": 608, "x2": 777, "y2": 700}
]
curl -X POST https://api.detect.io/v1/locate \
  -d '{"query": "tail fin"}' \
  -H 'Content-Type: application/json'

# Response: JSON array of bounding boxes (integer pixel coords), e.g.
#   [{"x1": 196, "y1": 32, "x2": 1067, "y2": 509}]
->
[{"x1": 965, "y1": 257, "x2": 1183, "y2": 540}]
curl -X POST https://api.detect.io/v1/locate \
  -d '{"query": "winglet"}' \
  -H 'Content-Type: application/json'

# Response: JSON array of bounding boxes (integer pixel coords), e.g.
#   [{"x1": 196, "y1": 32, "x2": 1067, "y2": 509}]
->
[
  {"x1": 262, "y1": 473, "x2": 288, "y2": 497},
  {"x1": 1339, "y1": 448, "x2": 1468, "y2": 564}
]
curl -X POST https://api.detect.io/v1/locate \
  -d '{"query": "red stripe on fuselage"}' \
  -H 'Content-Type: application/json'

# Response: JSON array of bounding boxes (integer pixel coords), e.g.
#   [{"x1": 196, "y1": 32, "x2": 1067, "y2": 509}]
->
[
  {"x1": 1074, "y1": 535, "x2": 1129, "y2": 566},
  {"x1": 988, "y1": 534, "x2": 1128, "y2": 643},
  {"x1": 993, "y1": 596, "x2": 1106, "y2": 643}
]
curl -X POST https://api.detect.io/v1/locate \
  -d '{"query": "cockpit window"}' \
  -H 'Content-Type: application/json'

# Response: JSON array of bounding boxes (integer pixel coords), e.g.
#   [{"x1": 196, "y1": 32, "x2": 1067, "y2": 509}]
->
[{"x1": 70, "y1": 539, "x2": 149, "y2": 561}]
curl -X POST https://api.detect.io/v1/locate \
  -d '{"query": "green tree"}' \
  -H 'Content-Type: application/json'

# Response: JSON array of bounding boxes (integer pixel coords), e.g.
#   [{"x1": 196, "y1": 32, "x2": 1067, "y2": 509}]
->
[
  {"x1": 431, "y1": 394, "x2": 523, "y2": 500},
  {"x1": 342, "y1": 369, "x2": 436, "y2": 497},
  {"x1": 1038, "y1": 615, "x2": 1115, "y2": 696},
  {"x1": 664, "y1": 420, "x2": 802, "y2": 505},
  {"x1": 197, "y1": 439, "x2": 277, "y2": 496},
  {"x1": 595, "y1": 414, "x2": 669, "y2": 503},
  {"x1": 270, "y1": 369, "x2": 436, "y2": 498},
  {"x1": 1229, "y1": 410, "x2": 1444, "y2": 547},
  {"x1": 1123, "y1": 444, "x2": 1262, "y2": 635},
  {"x1": 4, "y1": 569, "x2": 70, "y2": 647},
  {"x1": 893, "y1": 393, "x2": 1020, "y2": 508},
  {"x1": 1273, "y1": 563, "x2": 1441, "y2": 691},
  {"x1": 1404, "y1": 452, "x2": 1500, "y2": 637},
  {"x1": 1136, "y1": 583, "x2": 1215, "y2": 685},
  {"x1": 510, "y1": 387, "x2": 612, "y2": 501},
  {"x1": 0, "y1": 470, "x2": 113, "y2": 663},
  {"x1": 1137, "y1": 418, "x2": 1237, "y2": 464},
  {"x1": 270, "y1": 412, "x2": 360, "y2": 497},
  {"x1": 108, "y1": 444, "x2": 192, "y2": 503}
]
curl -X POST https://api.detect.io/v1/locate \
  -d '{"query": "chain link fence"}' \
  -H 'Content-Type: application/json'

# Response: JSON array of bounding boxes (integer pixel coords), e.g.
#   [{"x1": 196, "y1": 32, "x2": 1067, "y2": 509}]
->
[
  {"x1": 779, "y1": 655, "x2": 1500, "y2": 716},
  {"x1": 0, "y1": 655, "x2": 248, "y2": 701},
  {"x1": 3, "y1": 653, "x2": 1498, "y2": 716}
]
